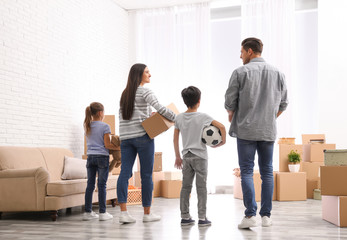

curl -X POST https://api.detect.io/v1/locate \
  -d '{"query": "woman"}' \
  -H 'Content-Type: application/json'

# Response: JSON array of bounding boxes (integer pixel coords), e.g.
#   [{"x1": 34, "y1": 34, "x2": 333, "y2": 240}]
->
[{"x1": 117, "y1": 63, "x2": 176, "y2": 223}]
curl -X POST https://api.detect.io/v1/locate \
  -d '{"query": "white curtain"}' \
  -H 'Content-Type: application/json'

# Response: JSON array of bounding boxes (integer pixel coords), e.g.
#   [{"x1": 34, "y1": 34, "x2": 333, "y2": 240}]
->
[
  {"x1": 241, "y1": 0, "x2": 297, "y2": 139},
  {"x1": 130, "y1": 4, "x2": 224, "y2": 192}
]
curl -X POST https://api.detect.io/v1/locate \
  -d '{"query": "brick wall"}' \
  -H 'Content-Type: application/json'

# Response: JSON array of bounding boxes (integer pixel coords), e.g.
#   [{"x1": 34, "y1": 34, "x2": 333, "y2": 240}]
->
[{"x1": 0, "y1": 0, "x2": 129, "y2": 157}]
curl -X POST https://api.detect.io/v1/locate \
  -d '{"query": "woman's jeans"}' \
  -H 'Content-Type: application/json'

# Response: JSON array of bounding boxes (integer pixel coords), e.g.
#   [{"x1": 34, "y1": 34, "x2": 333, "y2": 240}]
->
[
  {"x1": 117, "y1": 134, "x2": 154, "y2": 207},
  {"x1": 85, "y1": 155, "x2": 109, "y2": 213},
  {"x1": 237, "y1": 138, "x2": 274, "y2": 217}
]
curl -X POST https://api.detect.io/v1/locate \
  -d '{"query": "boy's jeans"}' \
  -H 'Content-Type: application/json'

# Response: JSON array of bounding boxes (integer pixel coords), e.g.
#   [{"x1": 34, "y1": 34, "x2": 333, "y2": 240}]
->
[
  {"x1": 117, "y1": 134, "x2": 154, "y2": 207},
  {"x1": 85, "y1": 155, "x2": 109, "y2": 213},
  {"x1": 237, "y1": 138, "x2": 274, "y2": 217},
  {"x1": 180, "y1": 152, "x2": 208, "y2": 220}
]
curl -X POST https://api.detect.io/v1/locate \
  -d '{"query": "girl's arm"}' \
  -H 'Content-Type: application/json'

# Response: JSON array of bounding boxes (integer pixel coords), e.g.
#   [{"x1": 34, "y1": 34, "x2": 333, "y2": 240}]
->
[
  {"x1": 173, "y1": 128, "x2": 182, "y2": 169},
  {"x1": 211, "y1": 120, "x2": 226, "y2": 147},
  {"x1": 104, "y1": 133, "x2": 120, "y2": 150}
]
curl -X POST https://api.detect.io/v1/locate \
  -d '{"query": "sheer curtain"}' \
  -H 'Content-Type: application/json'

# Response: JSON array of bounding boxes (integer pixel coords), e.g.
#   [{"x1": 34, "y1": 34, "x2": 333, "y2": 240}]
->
[
  {"x1": 130, "y1": 4, "x2": 223, "y2": 191},
  {"x1": 241, "y1": 0, "x2": 297, "y2": 140}
]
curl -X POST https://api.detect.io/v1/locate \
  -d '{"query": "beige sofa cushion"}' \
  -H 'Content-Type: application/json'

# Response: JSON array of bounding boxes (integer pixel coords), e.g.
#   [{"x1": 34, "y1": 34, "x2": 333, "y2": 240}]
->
[
  {"x1": 0, "y1": 146, "x2": 47, "y2": 171},
  {"x1": 47, "y1": 175, "x2": 118, "y2": 197},
  {"x1": 61, "y1": 156, "x2": 87, "y2": 180},
  {"x1": 38, "y1": 148, "x2": 73, "y2": 182},
  {"x1": 47, "y1": 179, "x2": 87, "y2": 197}
]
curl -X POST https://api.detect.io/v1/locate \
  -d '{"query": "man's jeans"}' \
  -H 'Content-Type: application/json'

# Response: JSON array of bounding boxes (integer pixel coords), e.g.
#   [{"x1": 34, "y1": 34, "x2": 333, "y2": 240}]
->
[
  {"x1": 237, "y1": 138, "x2": 274, "y2": 217},
  {"x1": 85, "y1": 155, "x2": 109, "y2": 213},
  {"x1": 117, "y1": 134, "x2": 154, "y2": 207}
]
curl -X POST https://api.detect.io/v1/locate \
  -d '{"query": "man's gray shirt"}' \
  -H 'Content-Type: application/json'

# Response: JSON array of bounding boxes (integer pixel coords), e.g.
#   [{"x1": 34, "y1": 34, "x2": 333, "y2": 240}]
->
[{"x1": 224, "y1": 57, "x2": 288, "y2": 141}]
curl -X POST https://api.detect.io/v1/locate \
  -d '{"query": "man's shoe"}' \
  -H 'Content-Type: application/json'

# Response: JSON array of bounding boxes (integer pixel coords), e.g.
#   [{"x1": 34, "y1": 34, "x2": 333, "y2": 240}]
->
[
  {"x1": 198, "y1": 218, "x2": 211, "y2": 227},
  {"x1": 261, "y1": 216, "x2": 272, "y2": 227},
  {"x1": 143, "y1": 213, "x2": 161, "y2": 222},
  {"x1": 238, "y1": 216, "x2": 257, "y2": 229},
  {"x1": 119, "y1": 212, "x2": 136, "y2": 223},
  {"x1": 99, "y1": 212, "x2": 113, "y2": 221},
  {"x1": 181, "y1": 218, "x2": 195, "y2": 226},
  {"x1": 83, "y1": 211, "x2": 99, "y2": 221}
]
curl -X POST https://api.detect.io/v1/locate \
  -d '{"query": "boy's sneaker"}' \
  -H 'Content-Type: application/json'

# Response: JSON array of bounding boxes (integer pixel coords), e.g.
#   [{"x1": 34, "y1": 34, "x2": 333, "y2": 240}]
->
[
  {"x1": 99, "y1": 212, "x2": 113, "y2": 221},
  {"x1": 238, "y1": 216, "x2": 257, "y2": 229},
  {"x1": 261, "y1": 216, "x2": 272, "y2": 227},
  {"x1": 143, "y1": 213, "x2": 161, "y2": 222},
  {"x1": 198, "y1": 218, "x2": 212, "y2": 227},
  {"x1": 119, "y1": 212, "x2": 136, "y2": 223},
  {"x1": 181, "y1": 218, "x2": 195, "y2": 226},
  {"x1": 83, "y1": 211, "x2": 99, "y2": 221}
]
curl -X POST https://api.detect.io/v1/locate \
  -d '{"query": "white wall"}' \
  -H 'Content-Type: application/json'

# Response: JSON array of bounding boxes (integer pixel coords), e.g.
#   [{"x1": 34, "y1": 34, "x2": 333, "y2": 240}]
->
[
  {"x1": 318, "y1": 0, "x2": 347, "y2": 148},
  {"x1": 0, "y1": 0, "x2": 129, "y2": 157}
]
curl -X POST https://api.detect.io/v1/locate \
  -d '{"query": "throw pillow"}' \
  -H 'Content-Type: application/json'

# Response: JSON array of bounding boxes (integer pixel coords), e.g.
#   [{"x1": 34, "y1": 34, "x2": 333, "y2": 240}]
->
[{"x1": 61, "y1": 156, "x2": 87, "y2": 180}]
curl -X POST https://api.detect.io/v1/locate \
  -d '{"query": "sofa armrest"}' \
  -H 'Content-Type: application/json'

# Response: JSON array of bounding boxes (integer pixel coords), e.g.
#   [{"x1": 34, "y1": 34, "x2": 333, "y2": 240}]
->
[{"x1": 0, "y1": 167, "x2": 50, "y2": 212}]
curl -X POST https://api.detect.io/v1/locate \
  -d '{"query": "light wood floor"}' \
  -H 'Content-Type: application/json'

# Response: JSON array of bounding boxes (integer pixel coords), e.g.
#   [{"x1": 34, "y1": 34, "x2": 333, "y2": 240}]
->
[{"x1": 0, "y1": 194, "x2": 346, "y2": 239}]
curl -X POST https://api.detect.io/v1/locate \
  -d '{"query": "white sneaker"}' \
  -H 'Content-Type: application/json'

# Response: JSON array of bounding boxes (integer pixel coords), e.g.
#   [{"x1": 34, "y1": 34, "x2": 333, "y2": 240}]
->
[
  {"x1": 238, "y1": 216, "x2": 257, "y2": 229},
  {"x1": 83, "y1": 211, "x2": 99, "y2": 221},
  {"x1": 143, "y1": 213, "x2": 161, "y2": 222},
  {"x1": 119, "y1": 212, "x2": 136, "y2": 223},
  {"x1": 262, "y1": 216, "x2": 272, "y2": 227},
  {"x1": 99, "y1": 212, "x2": 113, "y2": 221}
]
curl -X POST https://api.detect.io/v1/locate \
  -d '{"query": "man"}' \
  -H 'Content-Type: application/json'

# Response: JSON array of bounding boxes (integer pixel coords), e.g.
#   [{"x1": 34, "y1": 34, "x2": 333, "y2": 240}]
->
[{"x1": 224, "y1": 38, "x2": 288, "y2": 229}]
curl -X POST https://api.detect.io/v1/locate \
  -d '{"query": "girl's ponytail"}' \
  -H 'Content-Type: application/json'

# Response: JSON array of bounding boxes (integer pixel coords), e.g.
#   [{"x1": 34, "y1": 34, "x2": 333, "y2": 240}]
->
[
  {"x1": 84, "y1": 106, "x2": 92, "y2": 136},
  {"x1": 84, "y1": 102, "x2": 104, "y2": 136}
]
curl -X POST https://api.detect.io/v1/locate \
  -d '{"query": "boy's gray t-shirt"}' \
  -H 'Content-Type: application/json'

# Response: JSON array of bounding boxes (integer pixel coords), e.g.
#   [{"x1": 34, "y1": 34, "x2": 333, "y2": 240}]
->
[{"x1": 175, "y1": 112, "x2": 214, "y2": 160}]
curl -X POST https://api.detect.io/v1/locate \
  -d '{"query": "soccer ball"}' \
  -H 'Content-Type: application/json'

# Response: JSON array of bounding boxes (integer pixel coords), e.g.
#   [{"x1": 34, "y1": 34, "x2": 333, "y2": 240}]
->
[{"x1": 201, "y1": 125, "x2": 222, "y2": 147}]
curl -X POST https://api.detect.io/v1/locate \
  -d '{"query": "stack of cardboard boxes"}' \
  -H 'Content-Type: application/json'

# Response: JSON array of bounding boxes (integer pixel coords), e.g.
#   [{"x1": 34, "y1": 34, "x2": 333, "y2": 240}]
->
[
  {"x1": 134, "y1": 154, "x2": 183, "y2": 198},
  {"x1": 301, "y1": 134, "x2": 335, "y2": 199},
  {"x1": 321, "y1": 150, "x2": 347, "y2": 227},
  {"x1": 234, "y1": 134, "x2": 335, "y2": 202}
]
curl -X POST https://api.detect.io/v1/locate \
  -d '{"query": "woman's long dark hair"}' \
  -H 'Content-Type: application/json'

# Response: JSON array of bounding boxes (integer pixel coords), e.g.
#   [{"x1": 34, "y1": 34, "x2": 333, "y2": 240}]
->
[{"x1": 120, "y1": 63, "x2": 147, "y2": 120}]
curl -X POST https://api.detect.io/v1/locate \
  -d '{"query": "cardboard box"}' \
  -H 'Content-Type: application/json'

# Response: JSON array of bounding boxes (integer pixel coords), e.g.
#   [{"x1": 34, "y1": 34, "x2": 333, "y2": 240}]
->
[
  {"x1": 279, "y1": 144, "x2": 303, "y2": 172},
  {"x1": 303, "y1": 143, "x2": 336, "y2": 162},
  {"x1": 134, "y1": 171, "x2": 164, "y2": 197},
  {"x1": 141, "y1": 103, "x2": 179, "y2": 139},
  {"x1": 160, "y1": 180, "x2": 182, "y2": 198},
  {"x1": 321, "y1": 166, "x2": 347, "y2": 196},
  {"x1": 137, "y1": 152, "x2": 162, "y2": 172},
  {"x1": 301, "y1": 162, "x2": 324, "y2": 180},
  {"x1": 306, "y1": 179, "x2": 319, "y2": 199},
  {"x1": 84, "y1": 115, "x2": 116, "y2": 154},
  {"x1": 164, "y1": 171, "x2": 182, "y2": 180},
  {"x1": 233, "y1": 171, "x2": 277, "y2": 201},
  {"x1": 324, "y1": 149, "x2": 347, "y2": 166},
  {"x1": 278, "y1": 138, "x2": 295, "y2": 144},
  {"x1": 276, "y1": 172, "x2": 307, "y2": 201},
  {"x1": 302, "y1": 134, "x2": 325, "y2": 144},
  {"x1": 322, "y1": 196, "x2": 347, "y2": 227}
]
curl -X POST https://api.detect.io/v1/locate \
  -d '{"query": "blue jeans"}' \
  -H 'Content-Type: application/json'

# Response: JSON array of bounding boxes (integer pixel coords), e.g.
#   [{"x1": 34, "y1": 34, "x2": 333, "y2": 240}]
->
[
  {"x1": 117, "y1": 134, "x2": 154, "y2": 207},
  {"x1": 237, "y1": 138, "x2": 274, "y2": 217},
  {"x1": 85, "y1": 155, "x2": 109, "y2": 213}
]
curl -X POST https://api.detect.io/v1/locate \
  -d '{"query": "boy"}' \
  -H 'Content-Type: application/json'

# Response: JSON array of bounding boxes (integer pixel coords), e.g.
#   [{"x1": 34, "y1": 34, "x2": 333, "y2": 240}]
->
[{"x1": 174, "y1": 86, "x2": 226, "y2": 227}]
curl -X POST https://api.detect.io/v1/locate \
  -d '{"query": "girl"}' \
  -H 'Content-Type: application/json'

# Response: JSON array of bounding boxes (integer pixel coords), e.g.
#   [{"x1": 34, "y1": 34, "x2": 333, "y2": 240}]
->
[
  {"x1": 117, "y1": 63, "x2": 176, "y2": 223},
  {"x1": 83, "y1": 102, "x2": 119, "y2": 221}
]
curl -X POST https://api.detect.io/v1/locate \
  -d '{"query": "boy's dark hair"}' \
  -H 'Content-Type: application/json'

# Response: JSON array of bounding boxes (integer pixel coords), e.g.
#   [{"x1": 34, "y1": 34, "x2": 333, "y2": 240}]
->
[
  {"x1": 241, "y1": 37, "x2": 263, "y2": 54},
  {"x1": 181, "y1": 86, "x2": 201, "y2": 108}
]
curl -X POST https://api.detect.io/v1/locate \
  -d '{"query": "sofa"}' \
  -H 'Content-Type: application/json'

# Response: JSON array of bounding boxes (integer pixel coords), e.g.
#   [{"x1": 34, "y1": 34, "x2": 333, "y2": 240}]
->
[{"x1": 0, "y1": 146, "x2": 118, "y2": 221}]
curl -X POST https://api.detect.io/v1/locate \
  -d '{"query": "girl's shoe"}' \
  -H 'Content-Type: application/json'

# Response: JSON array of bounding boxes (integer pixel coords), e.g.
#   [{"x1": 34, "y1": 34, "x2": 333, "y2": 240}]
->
[
  {"x1": 83, "y1": 211, "x2": 99, "y2": 221},
  {"x1": 99, "y1": 212, "x2": 113, "y2": 221}
]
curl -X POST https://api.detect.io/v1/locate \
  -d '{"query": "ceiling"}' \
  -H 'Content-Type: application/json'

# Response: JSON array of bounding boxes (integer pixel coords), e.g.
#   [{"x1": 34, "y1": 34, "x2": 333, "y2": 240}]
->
[{"x1": 111, "y1": 0, "x2": 215, "y2": 10}]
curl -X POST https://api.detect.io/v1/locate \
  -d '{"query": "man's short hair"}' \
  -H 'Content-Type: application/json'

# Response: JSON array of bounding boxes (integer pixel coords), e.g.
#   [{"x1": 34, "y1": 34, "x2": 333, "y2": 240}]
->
[
  {"x1": 181, "y1": 86, "x2": 201, "y2": 108},
  {"x1": 241, "y1": 37, "x2": 263, "y2": 54}
]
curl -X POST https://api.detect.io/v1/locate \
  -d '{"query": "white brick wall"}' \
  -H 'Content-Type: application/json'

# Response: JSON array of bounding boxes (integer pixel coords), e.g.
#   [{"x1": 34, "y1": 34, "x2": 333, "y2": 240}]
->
[{"x1": 0, "y1": 0, "x2": 129, "y2": 157}]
